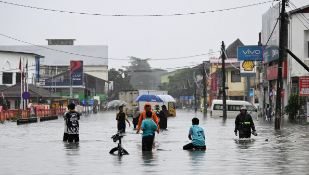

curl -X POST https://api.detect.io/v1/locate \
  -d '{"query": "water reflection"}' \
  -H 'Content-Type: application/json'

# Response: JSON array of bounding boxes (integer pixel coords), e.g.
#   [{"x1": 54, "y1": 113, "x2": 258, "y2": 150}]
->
[
  {"x1": 234, "y1": 138, "x2": 256, "y2": 149},
  {"x1": 141, "y1": 151, "x2": 155, "y2": 164},
  {"x1": 0, "y1": 111, "x2": 309, "y2": 175},
  {"x1": 64, "y1": 142, "x2": 80, "y2": 155}
]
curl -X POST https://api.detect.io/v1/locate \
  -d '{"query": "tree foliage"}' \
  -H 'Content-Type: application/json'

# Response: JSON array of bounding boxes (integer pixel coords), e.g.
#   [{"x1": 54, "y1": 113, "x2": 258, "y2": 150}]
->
[
  {"x1": 108, "y1": 68, "x2": 132, "y2": 100},
  {"x1": 285, "y1": 93, "x2": 305, "y2": 120},
  {"x1": 160, "y1": 68, "x2": 201, "y2": 98}
]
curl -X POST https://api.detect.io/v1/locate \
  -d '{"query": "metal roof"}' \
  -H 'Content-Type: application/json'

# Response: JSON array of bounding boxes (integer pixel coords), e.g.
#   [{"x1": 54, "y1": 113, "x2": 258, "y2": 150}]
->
[{"x1": 0, "y1": 50, "x2": 44, "y2": 57}]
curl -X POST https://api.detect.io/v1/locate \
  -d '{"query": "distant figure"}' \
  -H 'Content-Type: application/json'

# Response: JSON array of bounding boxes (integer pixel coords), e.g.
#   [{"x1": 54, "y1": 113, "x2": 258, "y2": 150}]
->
[
  {"x1": 141, "y1": 111, "x2": 158, "y2": 151},
  {"x1": 158, "y1": 105, "x2": 169, "y2": 130},
  {"x1": 234, "y1": 106, "x2": 257, "y2": 139},
  {"x1": 154, "y1": 105, "x2": 160, "y2": 116},
  {"x1": 136, "y1": 103, "x2": 159, "y2": 134},
  {"x1": 132, "y1": 107, "x2": 140, "y2": 129},
  {"x1": 64, "y1": 103, "x2": 80, "y2": 143},
  {"x1": 183, "y1": 117, "x2": 206, "y2": 151},
  {"x1": 116, "y1": 106, "x2": 131, "y2": 133},
  {"x1": 265, "y1": 104, "x2": 272, "y2": 121}
]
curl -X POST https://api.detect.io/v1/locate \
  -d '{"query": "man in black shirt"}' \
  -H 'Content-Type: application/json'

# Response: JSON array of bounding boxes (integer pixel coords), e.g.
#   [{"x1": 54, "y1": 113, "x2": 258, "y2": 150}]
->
[
  {"x1": 234, "y1": 106, "x2": 257, "y2": 138},
  {"x1": 64, "y1": 103, "x2": 80, "y2": 143}
]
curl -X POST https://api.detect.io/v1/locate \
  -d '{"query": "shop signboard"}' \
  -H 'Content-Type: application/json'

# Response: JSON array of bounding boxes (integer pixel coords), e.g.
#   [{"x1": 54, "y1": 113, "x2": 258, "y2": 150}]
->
[
  {"x1": 237, "y1": 45, "x2": 263, "y2": 61},
  {"x1": 240, "y1": 61, "x2": 256, "y2": 77},
  {"x1": 70, "y1": 60, "x2": 83, "y2": 86},
  {"x1": 299, "y1": 76, "x2": 309, "y2": 96}
]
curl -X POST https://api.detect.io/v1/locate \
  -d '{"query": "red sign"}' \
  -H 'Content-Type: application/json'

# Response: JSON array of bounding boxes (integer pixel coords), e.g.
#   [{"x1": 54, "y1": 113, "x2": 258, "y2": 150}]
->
[
  {"x1": 299, "y1": 76, "x2": 309, "y2": 96},
  {"x1": 266, "y1": 60, "x2": 287, "y2": 80},
  {"x1": 210, "y1": 73, "x2": 217, "y2": 92}
]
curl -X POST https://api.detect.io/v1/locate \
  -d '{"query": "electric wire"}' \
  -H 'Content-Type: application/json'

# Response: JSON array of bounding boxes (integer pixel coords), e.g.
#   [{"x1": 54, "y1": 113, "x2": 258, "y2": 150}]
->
[{"x1": 0, "y1": 0, "x2": 273, "y2": 17}]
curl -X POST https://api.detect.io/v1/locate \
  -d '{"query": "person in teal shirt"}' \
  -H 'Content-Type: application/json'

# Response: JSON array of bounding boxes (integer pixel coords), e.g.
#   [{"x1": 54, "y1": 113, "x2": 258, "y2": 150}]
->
[
  {"x1": 183, "y1": 117, "x2": 206, "y2": 150},
  {"x1": 141, "y1": 111, "x2": 158, "y2": 151}
]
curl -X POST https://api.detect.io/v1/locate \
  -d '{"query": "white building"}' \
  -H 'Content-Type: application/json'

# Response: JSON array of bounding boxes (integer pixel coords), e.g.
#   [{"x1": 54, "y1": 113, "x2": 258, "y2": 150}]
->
[
  {"x1": 261, "y1": 3, "x2": 309, "y2": 109},
  {"x1": 0, "y1": 39, "x2": 109, "y2": 82},
  {"x1": 0, "y1": 50, "x2": 43, "y2": 86}
]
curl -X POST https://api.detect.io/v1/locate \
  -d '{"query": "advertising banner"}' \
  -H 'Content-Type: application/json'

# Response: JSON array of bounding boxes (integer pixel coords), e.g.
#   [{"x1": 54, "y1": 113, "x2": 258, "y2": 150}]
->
[
  {"x1": 240, "y1": 61, "x2": 256, "y2": 77},
  {"x1": 299, "y1": 76, "x2": 309, "y2": 96},
  {"x1": 266, "y1": 60, "x2": 287, "y2": 80},
  {"x1": 70, "y1": 60, "x2": 83, "y2": 86},
  {"x1": 237, "y1": 46, "x2": 263, "y2": 61}
]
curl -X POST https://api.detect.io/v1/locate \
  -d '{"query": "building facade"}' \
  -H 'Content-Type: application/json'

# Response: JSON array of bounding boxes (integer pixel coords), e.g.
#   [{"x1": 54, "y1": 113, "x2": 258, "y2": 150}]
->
[{"x1": 0, "y1": 50, "x2": 42, "y2": 86}]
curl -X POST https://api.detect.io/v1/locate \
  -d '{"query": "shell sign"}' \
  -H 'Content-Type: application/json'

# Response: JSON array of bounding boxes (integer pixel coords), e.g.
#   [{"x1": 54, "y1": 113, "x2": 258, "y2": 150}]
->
[{"x1": 240, "y1": 60, "x2": 256, "y2": 76}]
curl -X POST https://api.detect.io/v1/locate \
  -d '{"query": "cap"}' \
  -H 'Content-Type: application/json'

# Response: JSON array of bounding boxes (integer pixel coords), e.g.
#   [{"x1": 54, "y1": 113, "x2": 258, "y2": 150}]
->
[{"x1": 240, "y1": 106, "x2": 247, "y2": 110}]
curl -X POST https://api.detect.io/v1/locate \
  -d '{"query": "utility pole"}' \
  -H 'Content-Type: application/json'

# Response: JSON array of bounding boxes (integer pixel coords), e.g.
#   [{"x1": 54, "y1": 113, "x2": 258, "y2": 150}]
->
[
  {"x1": 221, "y1": 41, "x2": 227, "y2": 119},
  {"x1": 275, "y1": 0, "x2": 288, "y2": 129},
  {"x1": 193, "y1": 71, "x2": 198, "y2": 113},
  {"x1": 202, "y1": 62, "x2": 208, "y2": 115}
]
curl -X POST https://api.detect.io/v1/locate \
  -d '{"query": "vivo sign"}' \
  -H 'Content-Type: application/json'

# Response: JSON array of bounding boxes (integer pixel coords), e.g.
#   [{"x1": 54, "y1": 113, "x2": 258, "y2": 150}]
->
[{"x1": 237, "y1": 46, "x2": 263, "y2": 61}]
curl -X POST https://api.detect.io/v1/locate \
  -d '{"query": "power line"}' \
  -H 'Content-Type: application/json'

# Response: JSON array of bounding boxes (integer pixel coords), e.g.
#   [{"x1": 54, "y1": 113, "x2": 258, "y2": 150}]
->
[
  {"x1": 265, "y1": 18, "x2": 279, "y2": 46},
  {"x1": 288, "y1": 2, "x2": 309, "y2": 30},
  {"x1": 0, "y1": 0, "x2": 273, "y2": 17},
  {"x1": 0, "y1": 32, "x2": 218, "y2": 61}
]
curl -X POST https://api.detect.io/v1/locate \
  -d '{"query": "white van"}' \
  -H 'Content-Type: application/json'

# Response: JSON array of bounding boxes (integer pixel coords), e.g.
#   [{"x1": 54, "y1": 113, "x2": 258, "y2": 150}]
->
[{"x1": 210, "y1": 99, "x2": 257, "y2": 118}]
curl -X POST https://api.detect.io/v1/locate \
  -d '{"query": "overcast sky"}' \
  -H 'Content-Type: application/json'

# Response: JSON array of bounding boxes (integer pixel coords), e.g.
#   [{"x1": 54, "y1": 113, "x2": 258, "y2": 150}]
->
[{"x1": 0, "y1": 0, "x2": 308, "y2": 70}]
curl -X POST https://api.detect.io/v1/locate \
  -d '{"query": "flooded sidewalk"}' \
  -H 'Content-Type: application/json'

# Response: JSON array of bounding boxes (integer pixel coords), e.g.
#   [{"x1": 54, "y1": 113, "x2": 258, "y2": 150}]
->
[{"x1": 0, "y1": 110, "x2": 308, "y2": 175}]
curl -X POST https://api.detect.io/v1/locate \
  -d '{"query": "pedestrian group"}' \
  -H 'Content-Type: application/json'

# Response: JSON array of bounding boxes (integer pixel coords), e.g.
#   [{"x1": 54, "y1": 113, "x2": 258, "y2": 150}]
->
[{"x1": 63, "y1": 102, "x2": 257, "y2": 152}]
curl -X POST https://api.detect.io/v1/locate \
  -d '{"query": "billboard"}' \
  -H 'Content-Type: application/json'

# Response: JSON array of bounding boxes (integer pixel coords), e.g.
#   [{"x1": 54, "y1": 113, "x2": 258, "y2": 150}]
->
[
  {"x1": 299, "y1": 76, "x2": 309, "y2": 96},
  {"x1": 261, "y1": 3, "x2": 280, "y2": 46},
  {"x1": 237, "y1": 46, "x2": 263, "y2": 61},
  {"x1": 70, "y1": 60, "x2": 83, "y2": 86},
  {"x1": 240, "y1": 61, "x2": 256, "y2": 77}
]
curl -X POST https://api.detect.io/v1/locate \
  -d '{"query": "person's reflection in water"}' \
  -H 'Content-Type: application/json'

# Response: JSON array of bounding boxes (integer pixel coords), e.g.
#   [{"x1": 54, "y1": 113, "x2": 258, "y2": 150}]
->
[
  {"x1": 188, "y1": 151, "x2": 206, "y2": 172},
  {"x1": 142, "y1": 151, "x2": 155, "y2": 165},
  {"x1": 234, "y1": 138, "x2": 255, "y2": 149},
  {"x1": 64, "y1": 142, "x2": 80, "y2": 156}
]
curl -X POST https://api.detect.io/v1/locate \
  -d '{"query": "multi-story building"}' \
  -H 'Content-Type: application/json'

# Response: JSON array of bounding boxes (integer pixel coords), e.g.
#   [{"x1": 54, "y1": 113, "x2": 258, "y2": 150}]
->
[
  {"x1": 261, "y1": 3, "x2": 309, "y2": 110},
  {"x1": 0, "y1": 39, "x2": 109, "y2": 100},
  {"x1": 209, "y1": 39, "x2": 258, "y2": 105}
]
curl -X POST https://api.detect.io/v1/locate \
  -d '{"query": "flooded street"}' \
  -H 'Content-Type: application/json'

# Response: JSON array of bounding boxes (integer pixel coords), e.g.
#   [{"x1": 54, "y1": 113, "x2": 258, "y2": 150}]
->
[{"x1": 0, "y1": 110, "x2": 309, "y2": 175}]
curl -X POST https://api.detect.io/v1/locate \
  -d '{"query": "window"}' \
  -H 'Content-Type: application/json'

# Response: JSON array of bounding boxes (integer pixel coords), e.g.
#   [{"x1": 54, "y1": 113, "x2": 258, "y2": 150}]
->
[
  {"x1": 16, "y1": 73, "x2": 21, "y2": 84},
  {"x1": 213, "y1": 104, "x2": 223, "y2": 110},
  {"x1": 227, "y1": 105, "x2": 241, "y2": 111},
  {"x1": 231, "y1": 70, "x2": 241, "y2": 82},
  {"x1": 2, "y1": 72, "x2": 13, "y2": 84}
]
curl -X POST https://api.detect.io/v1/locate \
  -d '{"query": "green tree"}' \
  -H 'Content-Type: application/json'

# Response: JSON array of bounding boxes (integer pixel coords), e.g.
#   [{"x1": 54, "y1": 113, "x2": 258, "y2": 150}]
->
[
  {"x1": 160, "y1": 68, "x2": 201, "y2": 98},
  {"x1": 108, "y1": 68, "x2": 132, "y2": 100},
  {"x1": 285, "y1": 94, "x2": 305, "y2": 120}
]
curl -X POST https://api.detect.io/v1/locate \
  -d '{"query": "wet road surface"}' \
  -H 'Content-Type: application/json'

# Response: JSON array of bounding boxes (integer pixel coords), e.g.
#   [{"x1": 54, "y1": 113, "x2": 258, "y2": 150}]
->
[{"x1": 0, "y1": 110, "x2": 308, "y2": 175}]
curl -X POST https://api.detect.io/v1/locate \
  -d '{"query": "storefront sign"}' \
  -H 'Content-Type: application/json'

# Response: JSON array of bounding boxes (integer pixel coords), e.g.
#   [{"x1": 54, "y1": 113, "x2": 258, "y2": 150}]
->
[
  {"x1": 266, "y1": 60, "x2": 287, "y2": 80},
  {"x1": 70, "y1": 60, "x2": 83, "y2": 86},
  {"x1": 263, "y1": 46, "x2": 279, "y2": 63},
  {"x1": 240, "y1": 61, "x2": 256, "y2": 76},
  {"x1": 237, "y1": 45, "x2": 263, "y2": 61},
  {"x1": 299, "y1": 76, "x2": 309, "y2": 96}
]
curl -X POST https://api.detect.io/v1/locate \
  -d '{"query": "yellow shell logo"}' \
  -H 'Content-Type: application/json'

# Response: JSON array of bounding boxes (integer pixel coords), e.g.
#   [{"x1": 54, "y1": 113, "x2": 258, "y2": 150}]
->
[{"x1": 242, "y1": 61, "x2": 255, "y2": 71}]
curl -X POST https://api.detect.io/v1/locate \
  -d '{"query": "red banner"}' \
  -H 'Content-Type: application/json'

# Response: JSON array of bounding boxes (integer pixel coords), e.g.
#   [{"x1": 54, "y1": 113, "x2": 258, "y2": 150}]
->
[
  {"x1": 210, "y1": 73, "x2": 217, "y2": 92},
  {"x1": 299, "y1": 76, "x2": 309, "y2": 96},
  {"x1": 266, "y1": 60, "x2": 287, "y2": 80}
]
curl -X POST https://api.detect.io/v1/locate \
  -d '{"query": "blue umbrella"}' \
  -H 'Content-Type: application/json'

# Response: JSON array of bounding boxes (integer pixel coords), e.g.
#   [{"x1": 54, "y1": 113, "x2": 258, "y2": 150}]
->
[{"x1": 135, "y1": 94, "x2": 163, "y2": 102}]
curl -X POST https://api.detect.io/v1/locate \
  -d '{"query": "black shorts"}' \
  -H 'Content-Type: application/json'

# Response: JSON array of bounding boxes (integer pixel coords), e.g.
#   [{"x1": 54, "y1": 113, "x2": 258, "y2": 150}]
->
[
  {"x1": 142, "y1": 135, "x2": 155, "y2": 151},
  {"x1": 63, "y1": 133, "x2": 69, "y2": 141},
  {"x1": 68, "y1": 134, "x2": 79, "y2": 143},
  {"x1": 183, "y1": 143, "x2": 206, "y2": 150}
]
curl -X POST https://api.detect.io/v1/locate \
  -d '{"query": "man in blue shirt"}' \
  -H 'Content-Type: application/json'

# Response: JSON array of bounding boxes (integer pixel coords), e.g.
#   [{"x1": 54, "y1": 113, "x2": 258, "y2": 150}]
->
[
  {"x1": 183, "y1": 117, "x2": 206, "y2": 150},
  {"x1": 141, "y1": 111, "x2": 158, "y2": 151}
]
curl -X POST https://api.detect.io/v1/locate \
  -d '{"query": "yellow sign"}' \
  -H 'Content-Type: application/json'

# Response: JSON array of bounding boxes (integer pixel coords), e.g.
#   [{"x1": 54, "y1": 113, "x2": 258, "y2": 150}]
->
[{"x1": 242, "y1": 61, "x2": 255, "y2": 71}]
